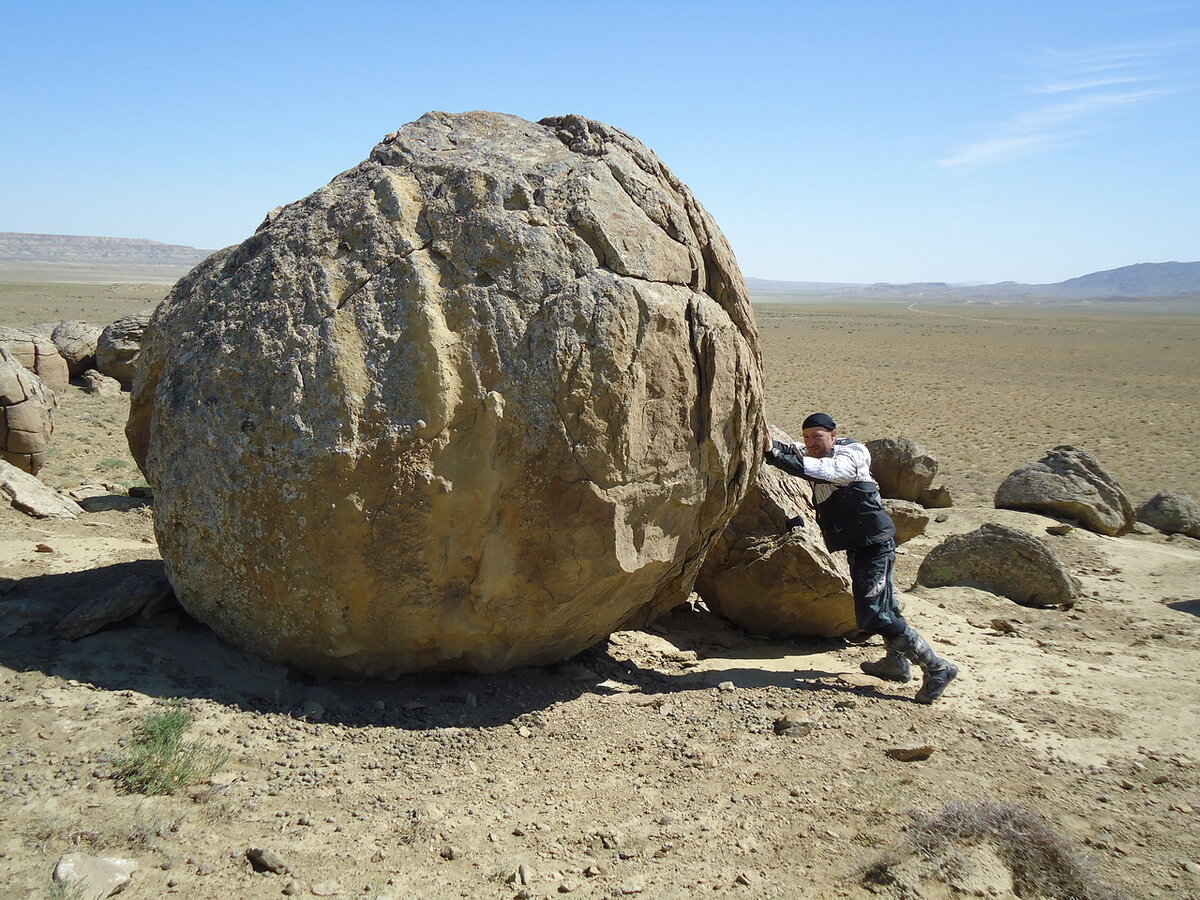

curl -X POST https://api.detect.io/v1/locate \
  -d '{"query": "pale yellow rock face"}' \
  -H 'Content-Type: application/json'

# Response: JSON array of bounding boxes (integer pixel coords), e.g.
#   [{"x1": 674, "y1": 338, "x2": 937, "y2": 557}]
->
[{"x1": 128, "y1": 111, "x2": 765, "y2": 677}]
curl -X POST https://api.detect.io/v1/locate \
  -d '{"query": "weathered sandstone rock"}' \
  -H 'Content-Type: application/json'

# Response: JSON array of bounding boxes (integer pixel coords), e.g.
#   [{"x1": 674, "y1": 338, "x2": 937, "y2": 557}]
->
[
  {"x1": 866, "y1": 437, "x2": 938, "y2": 502},
  {"x1": 127, "y1": 111, "x2": 764, "y2": 677},
  {"x1": 79, "y1": 368, "x2": 123, "y2": 396},
  {"x1": 52, "y1": 320, "x2": 104, "y2": 377},
  {"x1": 58, "y1": 570, "x2": 174, "y2": 639},
  {"x1": 0, "y1": 347, "x2": 56, "y2": 474},
  {"x1": 883, "y1": 499, "x2": 929, "y2": 545},
  {"x1": 916, "y1": 522, "x2": 1078, "y2": 608},
  {"x1": 1136, "y1": 490, "x2": 1200, "y2": 538},
  {"x1": 918, "y1": 484, "x2": 953, "y2": 508},
  {"x1": 0, "y1": 325, "x2": 68, "y2": 393},
  {"x1": 995, "y1": 445, "x2": 1133, "y2": 536},
  {"x1": 96, "y1": 311, "x2": 152, "y2": 388},
  {"x1": 696, "y1": 426, "x2": 854, "y2": 639},
  {"x1": 0, "y1": 459, "x2": 80, "y2": 518}
]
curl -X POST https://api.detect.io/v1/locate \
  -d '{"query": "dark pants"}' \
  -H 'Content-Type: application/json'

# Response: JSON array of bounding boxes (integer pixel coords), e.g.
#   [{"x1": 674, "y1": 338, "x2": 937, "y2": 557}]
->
[{"x1": 845, "y1": 538, "x2": 907, "y2": 641}]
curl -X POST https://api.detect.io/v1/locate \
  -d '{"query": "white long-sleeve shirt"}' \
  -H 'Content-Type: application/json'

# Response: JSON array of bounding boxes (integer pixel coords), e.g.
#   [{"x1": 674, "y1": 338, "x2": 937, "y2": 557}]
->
[{"x1": 771, "y1": 437, "x2": 876, "y2": 504}]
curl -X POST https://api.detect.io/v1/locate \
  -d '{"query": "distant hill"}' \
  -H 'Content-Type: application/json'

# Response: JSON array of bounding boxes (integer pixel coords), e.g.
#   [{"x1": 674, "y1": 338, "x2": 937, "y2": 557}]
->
[
  {"x1": 0, "y1": 232, "x2": 212, "y2": 283},
  {"x1": 747, "y1": 261, "x2": 1200, "y2": 307},
  {"x1": 1038, "y1": 262, "x2": 1200, "y2": 298}
]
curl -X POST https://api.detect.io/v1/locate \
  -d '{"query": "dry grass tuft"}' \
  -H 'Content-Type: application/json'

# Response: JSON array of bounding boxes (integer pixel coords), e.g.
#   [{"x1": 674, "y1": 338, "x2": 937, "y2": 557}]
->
[{"x1": 862, "y1": 799, "x2": 1128, "y2": 900}]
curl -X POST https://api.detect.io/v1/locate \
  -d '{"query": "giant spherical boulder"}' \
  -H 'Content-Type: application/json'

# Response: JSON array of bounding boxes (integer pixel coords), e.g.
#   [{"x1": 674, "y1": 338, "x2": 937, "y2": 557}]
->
[
  {"x1": 127, "y1": 111, "x2": 764, "y2": 677},
  {"x1": 0, "y1": 347, "x2": 56, "y2": 474}
]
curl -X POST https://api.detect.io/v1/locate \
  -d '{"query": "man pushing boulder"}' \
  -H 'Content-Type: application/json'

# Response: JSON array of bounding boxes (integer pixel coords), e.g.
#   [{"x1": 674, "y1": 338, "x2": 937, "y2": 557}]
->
[{"x1": 764, "y1": 413, "x2": 958, "y2": 703}]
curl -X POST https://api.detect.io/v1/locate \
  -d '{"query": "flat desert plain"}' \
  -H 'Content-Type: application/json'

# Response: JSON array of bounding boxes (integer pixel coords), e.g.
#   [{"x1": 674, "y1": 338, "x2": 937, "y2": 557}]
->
[{"x1": 1, "y1": 283, "x2": 1198, "y2": 900}]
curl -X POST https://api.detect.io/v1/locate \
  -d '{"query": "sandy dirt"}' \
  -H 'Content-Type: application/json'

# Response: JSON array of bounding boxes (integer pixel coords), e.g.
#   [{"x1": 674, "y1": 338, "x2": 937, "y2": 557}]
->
[{"x1": 1, "y1": 286, "x2": 1199, "y2": 899}]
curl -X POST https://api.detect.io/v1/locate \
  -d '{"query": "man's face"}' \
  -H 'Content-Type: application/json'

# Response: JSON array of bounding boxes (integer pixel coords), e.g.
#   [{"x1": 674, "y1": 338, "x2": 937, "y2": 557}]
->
[{"x1": 802, "y1": 427, "x2": 837, "y2": 458}]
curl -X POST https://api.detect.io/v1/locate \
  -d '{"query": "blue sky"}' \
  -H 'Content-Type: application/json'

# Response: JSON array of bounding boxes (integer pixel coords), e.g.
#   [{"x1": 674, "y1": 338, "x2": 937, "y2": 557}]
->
[{"x1": 2, "y1": 1, "x2": 1196, "y2": 283}]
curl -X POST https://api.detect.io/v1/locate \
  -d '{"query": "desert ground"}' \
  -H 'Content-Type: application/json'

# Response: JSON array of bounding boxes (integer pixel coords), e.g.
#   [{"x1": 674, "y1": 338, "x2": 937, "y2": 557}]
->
[{"x1": 2, "y1": 283, "x2": 1199, "y2": 900}]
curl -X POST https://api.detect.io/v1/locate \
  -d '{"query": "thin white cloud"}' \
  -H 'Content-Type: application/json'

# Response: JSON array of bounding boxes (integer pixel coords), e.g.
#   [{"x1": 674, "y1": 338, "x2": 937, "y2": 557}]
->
[
  {"x1": 938, "y1": 38, "x2": 1188, "y2": 168},
  {"x1": 938, "y1": 135, "x2": 1059, "y2": 169},
  {"x1": 1031, "y1": 75, "x2": 1151, "y2": 94}
]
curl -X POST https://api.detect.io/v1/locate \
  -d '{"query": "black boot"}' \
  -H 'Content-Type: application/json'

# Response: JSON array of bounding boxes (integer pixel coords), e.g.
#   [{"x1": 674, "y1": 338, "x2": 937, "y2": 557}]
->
[
  {"x1": 859, "y1": 648, "x2": 912, "y2": 683},
  {"x1": 886, "y1": 627, "x2": 958, "y2": 704}
]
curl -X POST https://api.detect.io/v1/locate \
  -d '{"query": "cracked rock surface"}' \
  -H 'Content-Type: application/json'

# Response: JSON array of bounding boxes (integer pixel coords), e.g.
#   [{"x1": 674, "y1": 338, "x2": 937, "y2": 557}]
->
[
  {"x1": 126, "y1": 111, "x2": 764, "y2": 676},
  {"x1": 1, "y1": 346, "x2": 56, "y2": 474}
]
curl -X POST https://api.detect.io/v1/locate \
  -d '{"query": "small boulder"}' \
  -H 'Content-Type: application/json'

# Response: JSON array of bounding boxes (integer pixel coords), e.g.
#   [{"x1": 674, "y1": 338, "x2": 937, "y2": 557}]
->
[
  {"x1": 883, "y1": 499, "x2": 929, "y2": 545},
  {"x1": 917, "y1": 485, "x2": 953, "y2": 509},
  {"x1": 0, "y1": 346, "x2": 56, "y2": 474},
  {"x1": 696, "y1": 425, "x2": 855, "y2": 639},
  {"x1": 866, "y1": 437, "x2": 938, "y2": 502},
  {"x1": 0, "y1": 459, "x2": 80, "y2": 518},
  {"x1": 96, "y1": 311, "x2": 152, "y2": 388},
  {"x1": 1136, "y1": 490, "x2": 1200, "y2": 539},
  {"x1": 52, "y1": 320, "x2": 104, "y2": 377},
  {"x1": 995, "y1": 446, "x2": 1133, "y2": 536},
  {"x1": 79, "y1": 368, "x2": 123, "y2": 396},
  {"x1": 57, "y1": 571, "x2": 174, "y2": 639},
  {"x1": 53, "y1": 853, "x2": 138, "y2": 899},
  {"x1": 916, "y1": 522, "x2": 1078, "y2": 608},
  {"x1": 0, "y1": 324, "x2": 69, "y2": 393}
]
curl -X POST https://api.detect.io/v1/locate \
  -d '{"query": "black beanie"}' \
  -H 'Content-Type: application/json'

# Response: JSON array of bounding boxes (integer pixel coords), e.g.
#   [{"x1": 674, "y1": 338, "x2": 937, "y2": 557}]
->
[{"x1": 801, "y1": 412, "x2": 837, "y2": 431}]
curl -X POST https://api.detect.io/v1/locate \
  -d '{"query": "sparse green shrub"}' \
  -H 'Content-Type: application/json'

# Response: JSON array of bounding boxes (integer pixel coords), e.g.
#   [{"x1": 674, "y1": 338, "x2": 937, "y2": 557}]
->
[
  {"x1": 99, "y1": 458, "x2": 131, "y2": 469},
  {"x1": 862, "y1": 799, "x2": 1127, "y2": 900},
  {"x1": 112, "y1": 700, "x2": 228, "y2": 795},
  {"x1": 47, "y1": 878, "x2": 90, "y2": 900}
]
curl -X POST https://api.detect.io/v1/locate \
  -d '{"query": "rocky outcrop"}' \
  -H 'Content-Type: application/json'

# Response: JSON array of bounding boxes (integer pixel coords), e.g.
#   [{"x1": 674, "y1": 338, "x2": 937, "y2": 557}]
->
[
  {"x1": 916, "y1": 522, "x2": 1078, "y2": 608},
  {"x1": 0, "y1": 325, "x2": 68, "y2": 393},
  {"x1": 994, "y1": 446, "x2": 1133, "y2": 536},
  {"x1": 96, "y1": 311, "x2": 152, "y2": 388},
  {"x1": 0, "y1": 347, "x2": 55, "y2": 474},
  {"x1": 866, "y1": 437, "x2": 940, "y2": 503},
  {"x1": 127, "y1": 111, "x2": 764, "y2": 677},
  {"x1": 51, "y1": 320, "x2": 103, "y2": 377},
  {"x1": 883, "y1": 499, "x2": 929, "y2": 545},
  {"x1": 1136, "y1": 491, "x2": 1200, "y2": 538},
  {"x1": 696, "y1": 426, "x2": 854, "y2": 639}
]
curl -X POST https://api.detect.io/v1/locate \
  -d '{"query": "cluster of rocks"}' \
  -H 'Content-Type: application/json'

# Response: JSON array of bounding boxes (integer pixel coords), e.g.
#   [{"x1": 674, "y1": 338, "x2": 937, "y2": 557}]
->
[{"x1": 0, "y1": 313, "x2": 150, "y2": 474}]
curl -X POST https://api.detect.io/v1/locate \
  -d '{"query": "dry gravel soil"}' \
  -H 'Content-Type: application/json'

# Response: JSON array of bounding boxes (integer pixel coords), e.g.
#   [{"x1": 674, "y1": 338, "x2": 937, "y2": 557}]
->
[{"x1": 1, "y1": 287, "x2": 1199, "y2": 899}]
